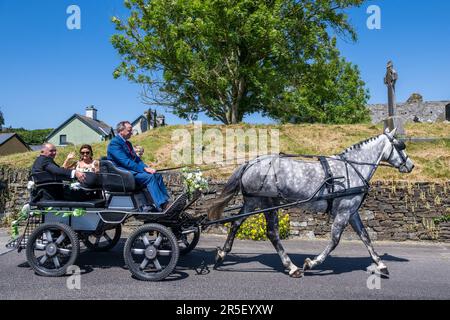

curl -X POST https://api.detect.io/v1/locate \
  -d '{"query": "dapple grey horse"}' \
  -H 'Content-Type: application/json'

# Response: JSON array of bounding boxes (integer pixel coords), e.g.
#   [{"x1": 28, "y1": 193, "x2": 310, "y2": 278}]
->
[{"x1": 207, "y1": 128, "x2": 414, "y2": 278}]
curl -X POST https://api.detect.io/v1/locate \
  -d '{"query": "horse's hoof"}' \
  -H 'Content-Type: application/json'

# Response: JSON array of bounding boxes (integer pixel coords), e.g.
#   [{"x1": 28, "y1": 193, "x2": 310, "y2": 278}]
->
[
  {"x1": 303, "y1": 258, "x2": 313, "y2": 271},
  {"x1": 378, "y1": 267, "x2": 390, "y2": 278},
  {"x1": 214, "y1": 248, "x2": 225, "y2": 269},
  {"x1": 289, "y1": 269, "x2": 303, "y2": 278},
  {"x1": 213, "y1": 257, "x2": 223, "y2": 269}
]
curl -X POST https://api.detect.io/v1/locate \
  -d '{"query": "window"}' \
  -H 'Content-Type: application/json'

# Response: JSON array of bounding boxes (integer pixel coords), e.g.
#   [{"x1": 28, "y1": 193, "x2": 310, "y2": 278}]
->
[{"x1": 59, "y1": 135, "x2": 67, "y2": 145}]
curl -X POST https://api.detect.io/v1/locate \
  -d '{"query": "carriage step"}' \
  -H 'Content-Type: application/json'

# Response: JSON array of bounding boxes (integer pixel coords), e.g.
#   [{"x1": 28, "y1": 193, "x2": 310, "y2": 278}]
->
[{"x1": 164, "y1": 193, "x2": 188, "y2": 218}]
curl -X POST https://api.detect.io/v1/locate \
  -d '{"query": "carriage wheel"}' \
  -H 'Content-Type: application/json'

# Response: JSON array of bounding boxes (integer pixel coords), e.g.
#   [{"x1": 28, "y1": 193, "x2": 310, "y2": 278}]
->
[
  {"x1": 83, "y1": 225, "x2": 122, "y2": 252},
  {"x1": 178, "y1": 227, "x2": 200, "y2": 256},
  {"x1": 26, "y1": 223, "x2": 80, "y2": 277},
  {"x1": 124, "y1": 223, "x2": 179, "y2": 281}
]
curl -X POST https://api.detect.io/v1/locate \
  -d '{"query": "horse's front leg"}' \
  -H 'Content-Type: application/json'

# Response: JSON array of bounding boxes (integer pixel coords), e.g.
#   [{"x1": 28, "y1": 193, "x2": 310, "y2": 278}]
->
[
  {"x1": 214, "y1": 217, "x2": 246, "y2": 268},
  {"x1": 264, "y1": 209, "x2": 302, "y2": 278},
  {"x1": 350, "y1": 212, "x2": 389, "y2": 276},
  {"x1": 303, "y1": 210, "x2": 352, "y2": 271}
]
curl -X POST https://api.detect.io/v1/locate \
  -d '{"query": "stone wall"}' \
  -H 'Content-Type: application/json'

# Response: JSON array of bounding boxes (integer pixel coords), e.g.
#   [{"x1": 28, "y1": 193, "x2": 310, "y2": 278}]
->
[
  {"x1": 368, "y1": 100, "x2": 449, "y2": 124},
  {"x1": 1, "y1": 166, "x2": 449, "y2": 242},
  {"x1": 167, "y1": 178, "x2": 450, "y2": 243},
  {"x1": 0, "y1": 167, "x2": 30, "y2": 221},
  {"x1": 286, "y1": 181, "x2": 450, "y2": 242}
]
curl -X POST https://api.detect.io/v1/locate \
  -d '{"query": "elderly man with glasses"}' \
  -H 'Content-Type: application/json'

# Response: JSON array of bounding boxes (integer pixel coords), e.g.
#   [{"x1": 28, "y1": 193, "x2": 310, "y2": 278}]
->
[{"x1": 31, "y1": 143, "x2": 86, "y2": 201}]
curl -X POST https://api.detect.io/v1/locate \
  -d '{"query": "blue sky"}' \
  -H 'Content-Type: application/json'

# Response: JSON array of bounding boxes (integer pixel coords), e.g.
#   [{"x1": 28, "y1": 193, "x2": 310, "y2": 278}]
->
[{"x1": 0, "y1": 0, "x2": 449, "y2": 129}]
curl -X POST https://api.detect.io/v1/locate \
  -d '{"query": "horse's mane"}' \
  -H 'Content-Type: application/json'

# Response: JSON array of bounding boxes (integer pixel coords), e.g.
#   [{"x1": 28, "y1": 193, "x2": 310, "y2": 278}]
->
[{"x1": 339, "y1": 135, "x2": 383, "y2": 156}]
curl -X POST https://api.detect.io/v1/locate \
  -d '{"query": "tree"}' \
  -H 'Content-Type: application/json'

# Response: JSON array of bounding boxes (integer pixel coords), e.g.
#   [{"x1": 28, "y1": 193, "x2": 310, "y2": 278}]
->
[
  {"x1": 7, "y1": 128, "x2": 53, "y2": 145},
  {"x1": 270, "y1": 40, "x2": 370, "y2": 124},
  {"x1": 0, "y1": 109, "x2": 4, "y2": 129},
  {"x1": 111, "y1": 0, "x2": 368, "y2": 124}
]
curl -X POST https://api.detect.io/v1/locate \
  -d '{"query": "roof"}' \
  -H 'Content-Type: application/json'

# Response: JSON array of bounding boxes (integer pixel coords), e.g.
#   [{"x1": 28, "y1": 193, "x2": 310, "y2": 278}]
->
[
  {"x1": 131, "y1": 111, "x2": 165, "y2": 127},
  {"x1": 29, "y1": 145, "x2": 44, "y2": 151},
  {"x1": 0, "y1": 133, "x2": 15, "y2": 145},
  {"x1": 77, "y1": 115, "x2": 113, "y2": 136},
  {"x1": 131, "y1": 115, "x2": 147, "y2": 127},
  {"x1": 46, "y1": 114, "x2": 114, "y2": 141},
  {"x1": 0, "y1": 133, "x2": 31, "y2": 150}
]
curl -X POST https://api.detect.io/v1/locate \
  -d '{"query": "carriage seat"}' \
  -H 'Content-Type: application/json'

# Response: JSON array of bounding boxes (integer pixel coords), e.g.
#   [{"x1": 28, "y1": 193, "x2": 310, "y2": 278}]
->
[
  {"x1": 99, "y1": 160, "x2": 136, "y2": 192},
  {"x1": 32, "y1": 199, "x2": 106, "y2": 208}
]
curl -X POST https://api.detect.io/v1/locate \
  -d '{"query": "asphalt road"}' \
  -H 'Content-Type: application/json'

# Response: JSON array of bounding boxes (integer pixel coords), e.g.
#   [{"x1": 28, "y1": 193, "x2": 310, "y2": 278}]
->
[{"x1": 1, "y1": 228, "x2": 449, "y2": 300}]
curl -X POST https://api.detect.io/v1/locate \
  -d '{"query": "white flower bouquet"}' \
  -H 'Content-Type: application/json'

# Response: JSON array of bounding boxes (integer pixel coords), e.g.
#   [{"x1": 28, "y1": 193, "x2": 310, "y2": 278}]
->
[{"x1": 181, "y1": 168, "x2": 209, "y2": 199}]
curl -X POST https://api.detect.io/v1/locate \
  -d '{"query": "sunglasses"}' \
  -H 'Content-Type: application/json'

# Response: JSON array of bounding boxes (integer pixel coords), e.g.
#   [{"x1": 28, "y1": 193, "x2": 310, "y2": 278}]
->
[{"x1": 81, "y1": 151, "x2": 91, "y2": 155}]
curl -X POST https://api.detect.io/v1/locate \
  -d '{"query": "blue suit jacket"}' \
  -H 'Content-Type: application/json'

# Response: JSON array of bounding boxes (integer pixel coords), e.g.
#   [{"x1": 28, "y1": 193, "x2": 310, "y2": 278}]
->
[{"x1": 107, "y1": 136, "x2": 146, "y2": 173}]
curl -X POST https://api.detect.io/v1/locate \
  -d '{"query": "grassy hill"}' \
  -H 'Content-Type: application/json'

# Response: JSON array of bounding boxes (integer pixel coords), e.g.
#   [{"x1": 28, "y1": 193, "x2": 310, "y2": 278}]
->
[{"x1": 0, "y1": 123, "x2": 448, "y2": 182}]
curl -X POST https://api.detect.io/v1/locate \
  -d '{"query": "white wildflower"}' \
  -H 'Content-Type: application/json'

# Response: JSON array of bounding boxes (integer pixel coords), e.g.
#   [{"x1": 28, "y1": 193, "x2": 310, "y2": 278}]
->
[
  {"x1": 70, "y1": 182, "x2": 81, "y2": 190},
  {"x1": 21, "y1": 203, "x2": 31, "y2": 214},
  {"x1": 27, "y1": 181, "x2": 35, "y2": 190}
]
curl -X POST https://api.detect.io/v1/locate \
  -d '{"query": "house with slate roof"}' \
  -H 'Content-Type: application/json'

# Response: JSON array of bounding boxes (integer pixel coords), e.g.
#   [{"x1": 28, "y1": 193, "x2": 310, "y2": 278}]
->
[
  {"x1": 46, "y1": 106, "x2": 114, "y2": 146},
  {"x1": 131, "y1": 108, "x2": 166, "y2": 135},
  {"x1": 0, "y1": 133, "x2": 31, "y2": 156}
]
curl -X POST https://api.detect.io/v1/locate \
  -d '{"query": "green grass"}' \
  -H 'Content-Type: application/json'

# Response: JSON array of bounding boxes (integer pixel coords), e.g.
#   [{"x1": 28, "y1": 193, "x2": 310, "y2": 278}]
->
[{"x1": 0, "y1": 123, "x2": 448, "y2": 182}]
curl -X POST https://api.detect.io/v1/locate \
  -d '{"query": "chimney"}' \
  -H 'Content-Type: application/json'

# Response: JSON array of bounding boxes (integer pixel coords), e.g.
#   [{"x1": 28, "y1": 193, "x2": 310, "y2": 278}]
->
[{"x1": 85, "y1": 105, "x2": 98, "y2": 120}]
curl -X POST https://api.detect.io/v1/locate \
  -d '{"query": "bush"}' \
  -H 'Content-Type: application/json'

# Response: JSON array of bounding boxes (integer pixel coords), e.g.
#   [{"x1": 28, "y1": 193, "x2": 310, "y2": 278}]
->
[
  {"x1": 227, "y1": 211, "x2": 290, "y2": 241},
  {"x1": 6, "y1": 128, "x2": 53, "y2": 145},
  {"x1": 434, "y1": 214, "x2": 450, "y2": 225}
]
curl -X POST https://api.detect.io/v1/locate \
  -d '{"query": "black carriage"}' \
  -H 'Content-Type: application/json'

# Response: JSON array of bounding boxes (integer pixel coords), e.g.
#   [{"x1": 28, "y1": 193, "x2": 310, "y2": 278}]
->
[
  {"x1": 6, "y1": 160, "x2": 203, "y2": 281},
  {"x1": 5, "y1": 140, "x2": 402, "y2": 281}
]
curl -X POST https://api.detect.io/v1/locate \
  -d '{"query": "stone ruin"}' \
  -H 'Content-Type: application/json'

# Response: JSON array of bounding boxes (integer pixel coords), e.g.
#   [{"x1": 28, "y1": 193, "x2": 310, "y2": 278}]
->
[{"x1": 368, "y1": 93, "x2": 450, "y2": 124}]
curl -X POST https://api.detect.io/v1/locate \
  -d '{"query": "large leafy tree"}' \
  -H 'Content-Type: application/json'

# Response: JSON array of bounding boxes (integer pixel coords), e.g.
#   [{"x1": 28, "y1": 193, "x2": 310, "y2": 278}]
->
[
  {"x1": 270, "y1": 40, "x2": 370, "y2": 124},
  {"x1": 111, "y1": 0, "x2": 368, "y2": 124}
]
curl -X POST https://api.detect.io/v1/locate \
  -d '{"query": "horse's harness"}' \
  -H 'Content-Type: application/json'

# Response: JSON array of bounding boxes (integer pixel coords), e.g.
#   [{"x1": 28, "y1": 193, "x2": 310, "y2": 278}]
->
[{"x1": 241, "y1": 134, "x2": 409, "y2": 214}]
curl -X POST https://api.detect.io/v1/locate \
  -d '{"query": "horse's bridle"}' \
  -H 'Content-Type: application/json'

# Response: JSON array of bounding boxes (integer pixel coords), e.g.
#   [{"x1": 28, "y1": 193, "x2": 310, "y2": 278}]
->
[{"x1": 384, "y1": 134, "x2": 409, "y2": 171}]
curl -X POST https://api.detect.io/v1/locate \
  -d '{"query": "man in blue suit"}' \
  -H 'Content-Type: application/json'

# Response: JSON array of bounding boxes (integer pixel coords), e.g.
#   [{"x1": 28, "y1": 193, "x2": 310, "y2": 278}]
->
[{"x1": 107, "y1": 121, "x2": 170, "y2": 211}]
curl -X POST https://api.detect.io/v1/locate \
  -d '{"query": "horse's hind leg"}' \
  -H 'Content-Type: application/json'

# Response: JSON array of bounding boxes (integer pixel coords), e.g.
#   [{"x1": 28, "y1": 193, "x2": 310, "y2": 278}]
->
[
  {"x1": 214, "y1": 217, "x2": 246, "y2": 268},
  {"x1": 349, "y1": 212, "x2": 389, "y2": 276},
  {"x1": 303, "y1": 211, "x2": 352, "y2": 271},
  {"x1": 215, "y1": 197, "x2": 259, "y2": 267},
  {"x1": 264, "y1": 209, "x2": 302, "y2": 278}
]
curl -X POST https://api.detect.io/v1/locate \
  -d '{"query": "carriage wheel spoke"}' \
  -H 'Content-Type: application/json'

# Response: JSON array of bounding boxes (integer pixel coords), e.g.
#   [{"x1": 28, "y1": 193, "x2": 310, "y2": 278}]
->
[
  {"x1": 52, "y1": 257, "x2": 61, "y2": 268},
  {"x1": 157, "y1": 250, "x2": 171, "y2": 256},
  {"x1": 153, "y1": 235, "x2": 163, "y2": 248},
  {"x1": 34, "y1": 243, "x2": 46, "y2": 250},
  {"x1": 103, "y1": 233, "x2": 112, "y2": 243},
  {"x1": 58, "y1": 248, "x2": 72, "y2": 256},
  {"x1": 45, "y1": 231, "x2": 53, "y2": 243},
  {"x1": 153, "y1": 258, "x2": 162, "y2": 271},
  {"x1": 181, "y1": 237, "x2": 190, "y2": 247},
  {"x1": 39, "y1": 255, "x2": 48, "y2": 265},
  {"x1": 55, "y1": 234, "x2": 66, "y2": 245},
  {"x1": 142, "y1": 235, "x2": 150, "y2": 247},
  {"x1": 131, "y1": 248, "x2": 145, "y2": 255},
  {"x1": 139, "y1": 258, "x2": 149, "y2": 270}
]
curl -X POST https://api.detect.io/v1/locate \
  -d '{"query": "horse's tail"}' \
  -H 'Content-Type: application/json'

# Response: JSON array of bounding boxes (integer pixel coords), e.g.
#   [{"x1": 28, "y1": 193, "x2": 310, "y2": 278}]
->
[{"x1": 207, "y1": 163, "x2": 248, "y2": 221}]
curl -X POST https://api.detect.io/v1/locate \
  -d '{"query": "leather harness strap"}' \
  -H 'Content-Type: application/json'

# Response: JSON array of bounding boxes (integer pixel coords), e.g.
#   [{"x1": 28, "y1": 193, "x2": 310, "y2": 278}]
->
[{"x1": 319, "y1": 156, "x2": 334, "y2": 214}]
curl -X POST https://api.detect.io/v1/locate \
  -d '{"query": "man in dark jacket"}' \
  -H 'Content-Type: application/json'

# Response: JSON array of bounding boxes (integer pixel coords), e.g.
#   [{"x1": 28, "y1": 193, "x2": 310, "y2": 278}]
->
[{"x1": 31, "y1": 143, "x2": 86, "y2": 201}]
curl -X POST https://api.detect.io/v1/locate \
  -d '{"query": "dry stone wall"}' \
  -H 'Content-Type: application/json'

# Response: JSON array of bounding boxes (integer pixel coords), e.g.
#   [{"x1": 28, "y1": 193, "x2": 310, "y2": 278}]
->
[{"x1": 1, "y1": 167, "x2": 449, "y2": 242}]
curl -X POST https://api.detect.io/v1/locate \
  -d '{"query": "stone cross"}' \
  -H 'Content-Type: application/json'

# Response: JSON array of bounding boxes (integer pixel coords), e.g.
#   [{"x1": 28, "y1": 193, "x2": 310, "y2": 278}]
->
[
  {"x1": 384, "y1": 60, "x2": 398, "y2": 117},
  {"x1": 383, "y1": 61, "x2": 405, "y2": 135}
]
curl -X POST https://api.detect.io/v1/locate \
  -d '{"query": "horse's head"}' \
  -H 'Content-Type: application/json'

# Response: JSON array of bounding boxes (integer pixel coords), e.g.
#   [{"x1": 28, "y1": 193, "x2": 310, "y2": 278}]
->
[{"x1": 383, "y1": 128, "x2": 414, "y2": 173}]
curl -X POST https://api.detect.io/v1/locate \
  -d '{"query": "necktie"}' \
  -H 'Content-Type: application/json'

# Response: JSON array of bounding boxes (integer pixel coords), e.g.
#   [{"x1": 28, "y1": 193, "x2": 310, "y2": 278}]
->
[{"x1": 125, "y1": 141, "x2": 136, "y2": 160}]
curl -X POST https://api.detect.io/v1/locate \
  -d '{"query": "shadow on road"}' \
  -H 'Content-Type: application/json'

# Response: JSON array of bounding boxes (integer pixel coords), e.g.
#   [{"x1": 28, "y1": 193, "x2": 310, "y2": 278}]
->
[
  {"x1": 176, "y1": 249, "x2": 409, "y2": 277},
  {"x1": 16, "y1": 239, "x2": 409, "y2": 279}
]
